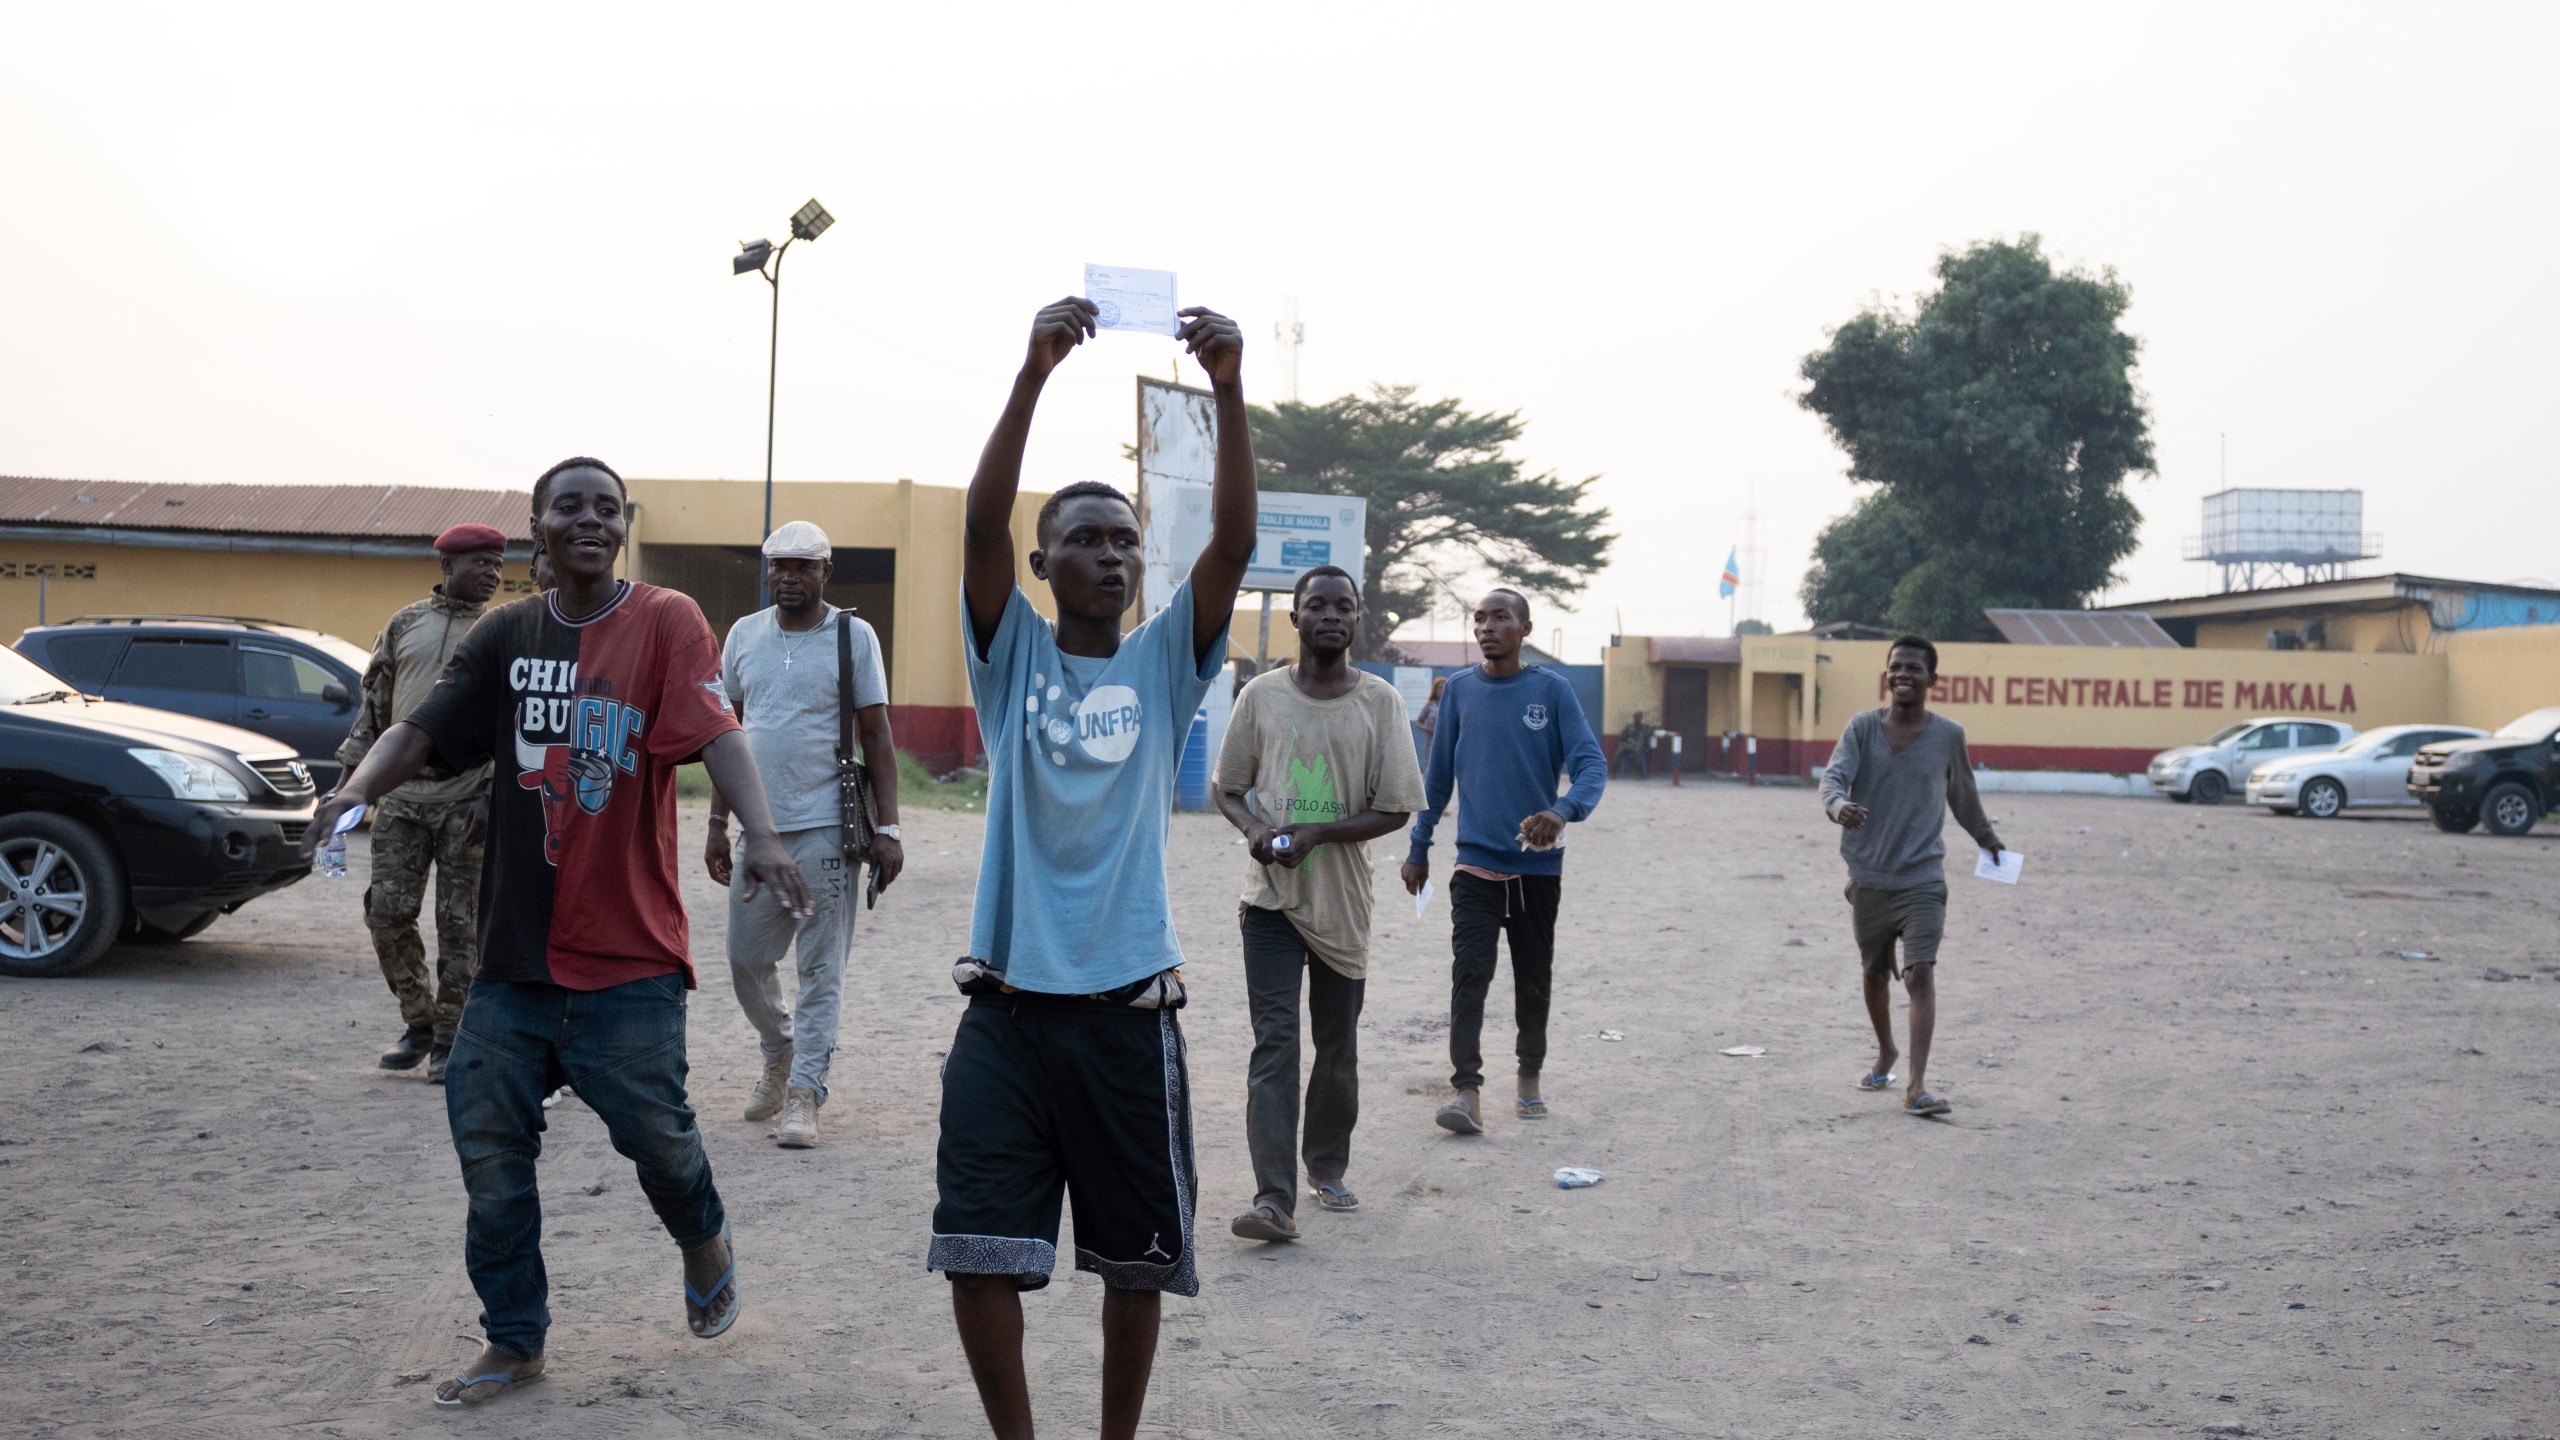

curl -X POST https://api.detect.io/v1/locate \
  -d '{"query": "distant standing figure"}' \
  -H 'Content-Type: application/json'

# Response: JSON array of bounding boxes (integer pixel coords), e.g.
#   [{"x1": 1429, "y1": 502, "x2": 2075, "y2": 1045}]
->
[
  {"x1": 1415, "y1": 674, "x2": 1448, "y2": 757},
  {"x1": 1400, "y1": 588, "x2": 1606, "y2": 1134},
  {"x1": 1819, "y1": 634, "x2": 2004, "y2": 1119},
  {"x1": 337, "y1": 522, "x2": 505, "y2": 1083},
  {"x1": 1613, "y1": 710, "x2": 1656, "y2": 779}
]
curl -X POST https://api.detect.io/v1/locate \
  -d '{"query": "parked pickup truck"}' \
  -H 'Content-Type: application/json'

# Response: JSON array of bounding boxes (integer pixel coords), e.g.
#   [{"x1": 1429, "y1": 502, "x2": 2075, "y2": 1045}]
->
[{"x1": 2406, "y1": 706, "x2": 2560, "y2": 836}]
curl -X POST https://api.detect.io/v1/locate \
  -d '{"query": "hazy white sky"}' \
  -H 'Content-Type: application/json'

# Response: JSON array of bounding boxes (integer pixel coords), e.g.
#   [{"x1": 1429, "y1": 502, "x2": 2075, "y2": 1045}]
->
[{"x1": 4, "y1": 3, "x2": 2553, "y2": 657}]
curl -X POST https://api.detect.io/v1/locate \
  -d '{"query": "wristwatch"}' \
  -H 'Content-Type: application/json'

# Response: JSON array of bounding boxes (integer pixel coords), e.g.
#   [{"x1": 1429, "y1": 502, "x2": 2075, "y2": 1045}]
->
[
  {"x1": 874, "y1": 824, "x2": 901, "y2": 840},
  {"x1": 707, "y1": 815, "x2": 728, "y2": 830}
]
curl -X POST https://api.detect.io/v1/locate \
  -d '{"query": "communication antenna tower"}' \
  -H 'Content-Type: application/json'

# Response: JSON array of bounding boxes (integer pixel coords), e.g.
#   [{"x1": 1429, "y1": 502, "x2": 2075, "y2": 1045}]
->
[{"x1": 1275, "y1": 296, "x2": 1305, "y2": 402}]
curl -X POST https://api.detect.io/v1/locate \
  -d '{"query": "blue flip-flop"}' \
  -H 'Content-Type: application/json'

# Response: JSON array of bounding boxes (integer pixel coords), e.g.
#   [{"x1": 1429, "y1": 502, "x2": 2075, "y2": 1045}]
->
[
  {"x1": 685, "y1": 1222, "x2": 739, "y2": 1339},
  {"x1": 433, "y1": 1356, "x2": 544, "y2": 1406},
  {"x1": 1904, "y1": 1093, "x2": 1952, "y2": 1117},
  {"x1": 1856, "y1": 1070, "x2": 1898, "y2": 1092}
]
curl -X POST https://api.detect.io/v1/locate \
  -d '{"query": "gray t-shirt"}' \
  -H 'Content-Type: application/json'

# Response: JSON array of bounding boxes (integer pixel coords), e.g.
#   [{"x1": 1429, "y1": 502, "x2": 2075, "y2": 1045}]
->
[
  {"x1": 721, "y1": 606, "x2": 889, "y2": 833},
  {"x1": 1818, "y1": 709, "x2": 2002, "y2": 889}
]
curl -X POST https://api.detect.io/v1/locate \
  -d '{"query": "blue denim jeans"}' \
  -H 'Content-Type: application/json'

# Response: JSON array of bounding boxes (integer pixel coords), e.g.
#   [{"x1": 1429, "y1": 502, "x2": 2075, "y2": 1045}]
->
[{"x1": 444, "y1": 974, "x2": 726, "y2": 1360}]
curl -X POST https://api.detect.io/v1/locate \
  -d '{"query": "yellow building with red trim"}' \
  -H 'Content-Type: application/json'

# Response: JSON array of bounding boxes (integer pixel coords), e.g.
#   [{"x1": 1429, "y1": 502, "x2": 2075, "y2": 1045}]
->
[{"x1": 1604, "y1": 594, "x2": 2560, "y2": 777}]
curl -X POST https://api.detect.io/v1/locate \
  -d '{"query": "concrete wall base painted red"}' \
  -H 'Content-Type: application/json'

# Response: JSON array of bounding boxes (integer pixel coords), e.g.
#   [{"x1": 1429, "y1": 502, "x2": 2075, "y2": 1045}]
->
[{"x1": 888, "y1": 704, "x2": 981, "y2": 773}]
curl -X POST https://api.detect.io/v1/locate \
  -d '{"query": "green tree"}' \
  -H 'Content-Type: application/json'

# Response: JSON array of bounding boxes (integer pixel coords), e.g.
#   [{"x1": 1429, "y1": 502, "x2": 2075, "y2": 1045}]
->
[
  {"x1": 1798, "y1": 491, "x2": 1928, "y2": 630},
  {"x1": 1798, "y1": 236, "x2": 2154, "y2": 641},
  {"x1": 1249, "y1": 385, "x2": 1613, "y2": 659},
  {"x1": 1733, "y1": 618, "x2": 1774, "y2": 636}
]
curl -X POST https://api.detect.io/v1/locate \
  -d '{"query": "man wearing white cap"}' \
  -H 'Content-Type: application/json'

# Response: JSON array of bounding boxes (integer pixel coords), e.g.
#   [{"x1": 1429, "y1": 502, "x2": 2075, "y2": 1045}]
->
[{"x1": 705, "y1": 520, "x2": 904, "y2": 1147}]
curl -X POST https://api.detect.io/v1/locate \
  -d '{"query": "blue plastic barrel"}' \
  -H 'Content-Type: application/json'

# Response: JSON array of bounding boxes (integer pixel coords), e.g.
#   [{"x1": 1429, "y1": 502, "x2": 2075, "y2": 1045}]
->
[{"x1": 1176, "y1": 709, "x2": 1211, "y2": 811}]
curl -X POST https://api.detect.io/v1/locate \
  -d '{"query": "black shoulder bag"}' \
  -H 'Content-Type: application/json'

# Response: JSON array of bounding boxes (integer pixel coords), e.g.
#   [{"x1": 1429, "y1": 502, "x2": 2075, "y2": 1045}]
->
[{"x1": 836, "y1": 611, "x2": 879, "y2": 866}]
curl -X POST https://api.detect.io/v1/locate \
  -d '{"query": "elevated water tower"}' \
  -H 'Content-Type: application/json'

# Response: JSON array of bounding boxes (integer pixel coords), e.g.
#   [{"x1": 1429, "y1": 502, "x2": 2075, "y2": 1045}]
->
[{"x1": 2183, "y1": 488, "x2": 2381, "y2": 592}]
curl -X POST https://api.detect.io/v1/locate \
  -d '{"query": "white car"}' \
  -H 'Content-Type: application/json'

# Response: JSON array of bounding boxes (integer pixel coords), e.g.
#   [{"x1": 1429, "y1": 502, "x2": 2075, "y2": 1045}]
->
[
  {"x1": 2245, "y1": 723, "x2": 2489, "y2": 818},
  {"x1": 2147, "y1": 716, "x2": 2358, "y2": 805}
]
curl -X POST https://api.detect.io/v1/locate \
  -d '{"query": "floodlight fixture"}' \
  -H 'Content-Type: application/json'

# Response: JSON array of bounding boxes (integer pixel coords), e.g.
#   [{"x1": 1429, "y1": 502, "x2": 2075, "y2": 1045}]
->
[{"x1": 732, "y1": 199, "x2": 834, "y2": 603}]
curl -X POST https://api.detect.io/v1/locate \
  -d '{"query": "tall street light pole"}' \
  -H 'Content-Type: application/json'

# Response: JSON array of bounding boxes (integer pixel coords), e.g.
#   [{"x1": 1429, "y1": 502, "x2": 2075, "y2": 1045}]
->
[{"x1": 734, "y1": 198, "x2": 834, "y2": 604}]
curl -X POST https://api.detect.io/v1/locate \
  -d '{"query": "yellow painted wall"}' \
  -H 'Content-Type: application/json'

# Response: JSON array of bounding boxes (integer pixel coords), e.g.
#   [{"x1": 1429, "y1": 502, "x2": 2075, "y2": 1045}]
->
[
  {"x1": 0, "y1": 539, "x2": 507, "y2": 651},
  {"x1": 1808, "y1": 639, "x2": 2448, "y2": 748},
  {"x1": 623, "y1": 477, "x2": 1049, "y2": 711},
  {"x1": 1600, "y1": 636, "x2": 1655, "y2": 732},
  {"x1": 2192, "y1": 603, "x2": 2433, "y2": 654},
  {"x1": 4, "y1": 478, "x2": 1057, "y2": 713},
  {"x1": 1610, "y1": 633, "x2": 2474, "y2": 767},
  {"x1": 2442, "y1": 625, "x2": 2560, "y2": 730}
]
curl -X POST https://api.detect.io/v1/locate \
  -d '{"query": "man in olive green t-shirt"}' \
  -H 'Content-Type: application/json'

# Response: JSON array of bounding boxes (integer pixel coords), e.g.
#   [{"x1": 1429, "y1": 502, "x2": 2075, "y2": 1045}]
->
[{"x1": 1213, "y1": 567, "x2": 1427, "y2": 1241}]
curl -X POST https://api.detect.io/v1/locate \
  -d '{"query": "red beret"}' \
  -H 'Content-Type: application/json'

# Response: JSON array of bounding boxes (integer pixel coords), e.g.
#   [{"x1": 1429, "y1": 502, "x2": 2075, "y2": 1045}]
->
[{"x1": 434, "y1": 523, "x2": 509, "y2": 555}]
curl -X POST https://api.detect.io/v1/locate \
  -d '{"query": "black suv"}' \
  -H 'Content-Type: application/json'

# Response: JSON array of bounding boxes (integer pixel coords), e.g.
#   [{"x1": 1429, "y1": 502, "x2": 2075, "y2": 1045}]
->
[
  {"x1": 0, "y1": 642, "x2": 317, "y2": 975},
  {"x1": 2407, "y1": 706, "x2": 2560, "y2": 836},
  {"x1": 15, "y1": 615, "x2": 370, "y2": 792}
]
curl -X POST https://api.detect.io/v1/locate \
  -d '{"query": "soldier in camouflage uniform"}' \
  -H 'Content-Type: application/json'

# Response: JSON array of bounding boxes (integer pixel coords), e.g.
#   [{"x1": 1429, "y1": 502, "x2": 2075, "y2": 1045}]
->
[{"x1": 338, "y1": 523, "x2": 508, "y2": 1083}]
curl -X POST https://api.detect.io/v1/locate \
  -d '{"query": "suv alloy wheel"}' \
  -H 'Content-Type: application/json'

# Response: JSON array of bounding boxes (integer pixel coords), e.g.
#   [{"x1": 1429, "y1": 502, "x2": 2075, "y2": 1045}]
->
[
  {"x1": 2482, "y1": 782, "x2": 2541, "y2": 837},
  {"x1": 0, "y1": 813, "x2": 127, "y2": 977}
]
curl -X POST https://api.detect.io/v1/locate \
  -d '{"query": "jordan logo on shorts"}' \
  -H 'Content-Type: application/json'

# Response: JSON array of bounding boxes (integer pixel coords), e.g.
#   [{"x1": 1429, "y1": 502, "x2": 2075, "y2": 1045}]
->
[{"x1": 1143, "y1": 1233, "x2": 1173, "y2": 1261}]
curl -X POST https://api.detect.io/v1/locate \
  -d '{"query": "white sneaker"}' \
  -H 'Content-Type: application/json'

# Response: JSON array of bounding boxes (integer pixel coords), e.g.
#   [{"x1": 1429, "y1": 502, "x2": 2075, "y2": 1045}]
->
[
  {"x1": 743, "y1": 1048, "x2": 793, "y2": 1123},
  {"x1": 776, "y1": 1087, "x2": 820, "y2": 1149}
]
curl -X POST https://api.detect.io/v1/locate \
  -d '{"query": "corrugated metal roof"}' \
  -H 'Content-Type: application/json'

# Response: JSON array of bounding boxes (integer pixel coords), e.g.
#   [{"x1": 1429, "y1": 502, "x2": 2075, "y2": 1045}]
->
[
  {"x1": 0, "y1": 476, "x2": 529, "y2": 539},
  {"x1": 1984, "y1": 608, "x2": 2181, "y2": 648},
  {"x1": 1390, "y1": 639, "x2": 1562, "y2": 667},
  {"x1": 1649, "y1": 636, "x2": 1743, "y2": 664}
]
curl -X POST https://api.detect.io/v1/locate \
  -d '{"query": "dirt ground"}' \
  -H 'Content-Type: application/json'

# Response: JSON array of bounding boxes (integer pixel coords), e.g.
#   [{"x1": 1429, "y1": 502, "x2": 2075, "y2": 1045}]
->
[{"x1": 4, "y1": 778, "x2": 2556, "y2": 1439}]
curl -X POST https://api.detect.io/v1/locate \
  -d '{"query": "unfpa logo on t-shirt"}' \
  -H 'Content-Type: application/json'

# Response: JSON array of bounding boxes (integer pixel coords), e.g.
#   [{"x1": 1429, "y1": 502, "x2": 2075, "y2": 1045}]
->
[
  {"x1": 1024, "y1": 676, "x2": 1144, "y2": 767},
  {"x1": 1077, "y1": 684, "x2": 1143, "y2": 762},
  {"x1": 1523, "y1": 703, "x2": 1549, "y2": 731}
]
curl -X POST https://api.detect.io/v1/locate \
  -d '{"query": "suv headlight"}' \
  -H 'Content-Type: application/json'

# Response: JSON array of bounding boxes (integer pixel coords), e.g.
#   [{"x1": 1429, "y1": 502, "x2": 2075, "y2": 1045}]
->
[
  {"x1": 128, "y1": 748, "x2": 249, "y2": 802},
  {"x1": 2445, "y1": 752, "x2": 2490, "y2": 770}
]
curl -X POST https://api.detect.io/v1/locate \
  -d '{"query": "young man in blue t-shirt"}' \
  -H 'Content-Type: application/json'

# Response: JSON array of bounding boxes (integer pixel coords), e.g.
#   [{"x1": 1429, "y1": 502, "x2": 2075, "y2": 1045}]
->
[
  {"x1": 931, "y1": 296, "x2": 1256, "y2": 1440},
  {"x1": 1401, "y1": 588, "x2": 1608, "y2": 1135}
]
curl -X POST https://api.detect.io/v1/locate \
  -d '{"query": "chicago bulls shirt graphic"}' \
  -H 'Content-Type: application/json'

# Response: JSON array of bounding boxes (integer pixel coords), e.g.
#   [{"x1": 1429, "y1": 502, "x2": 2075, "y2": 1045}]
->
[{"x1": 407, "y1": 582, "x2": 739, "y2": 990}]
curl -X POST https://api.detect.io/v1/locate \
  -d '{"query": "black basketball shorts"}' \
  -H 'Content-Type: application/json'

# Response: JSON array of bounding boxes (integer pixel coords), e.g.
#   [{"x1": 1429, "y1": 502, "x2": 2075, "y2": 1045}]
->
[{"x1": 927, "y1": 993, "x2": 1199, "y2": 1296}]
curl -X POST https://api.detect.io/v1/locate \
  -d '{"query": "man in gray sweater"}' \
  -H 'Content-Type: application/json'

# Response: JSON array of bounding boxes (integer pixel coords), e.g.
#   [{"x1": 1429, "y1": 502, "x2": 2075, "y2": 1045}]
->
[{"x1": 1818, "y1": 635, "x2": 2003, "y2": 1117}]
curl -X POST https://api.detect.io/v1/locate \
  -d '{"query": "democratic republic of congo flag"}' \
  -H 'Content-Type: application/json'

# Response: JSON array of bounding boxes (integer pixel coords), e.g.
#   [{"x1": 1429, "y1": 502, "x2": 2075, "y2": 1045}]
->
[{"x1": 1717, "y1": 547, "x2": 1740, "y2": 598}]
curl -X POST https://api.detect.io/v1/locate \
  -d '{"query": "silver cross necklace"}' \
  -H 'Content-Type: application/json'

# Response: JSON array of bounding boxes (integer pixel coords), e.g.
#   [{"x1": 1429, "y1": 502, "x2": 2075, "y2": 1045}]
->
[{"x1": 777, "y1": 607, "x2": 829, "y2": 668}]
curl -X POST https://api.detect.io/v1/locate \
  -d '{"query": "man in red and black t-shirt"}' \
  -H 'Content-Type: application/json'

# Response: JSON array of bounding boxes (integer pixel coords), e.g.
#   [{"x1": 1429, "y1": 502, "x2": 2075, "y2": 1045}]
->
[{"x1": 308, "y1": 458, "x2": 811, "y2": 1408}]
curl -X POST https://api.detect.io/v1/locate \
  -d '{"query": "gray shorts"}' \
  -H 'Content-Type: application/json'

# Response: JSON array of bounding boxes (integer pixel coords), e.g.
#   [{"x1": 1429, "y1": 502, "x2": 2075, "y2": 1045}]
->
[{"x1": 1844, "y1": 881, "x2": 1947, "y2": 980}]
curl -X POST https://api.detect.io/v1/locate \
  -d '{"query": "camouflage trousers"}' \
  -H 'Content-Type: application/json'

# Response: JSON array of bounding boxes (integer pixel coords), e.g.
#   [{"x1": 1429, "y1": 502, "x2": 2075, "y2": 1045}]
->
[{"x1": 365, "y1": 797, "x2": 484, "y2": 1045}]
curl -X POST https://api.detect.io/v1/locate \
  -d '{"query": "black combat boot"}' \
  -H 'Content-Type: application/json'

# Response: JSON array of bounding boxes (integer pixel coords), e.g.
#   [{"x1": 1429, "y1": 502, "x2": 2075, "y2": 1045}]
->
[{"x1": 380, "y1": 1026, "x2": 433, "y2": 1071}]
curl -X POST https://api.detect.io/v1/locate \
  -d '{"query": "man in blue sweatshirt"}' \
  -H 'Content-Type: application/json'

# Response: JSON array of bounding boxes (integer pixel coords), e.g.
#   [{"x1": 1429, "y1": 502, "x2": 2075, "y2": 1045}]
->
[{"x1": 1400, "y1": 588, "x2": 1607, "y2": 1134}]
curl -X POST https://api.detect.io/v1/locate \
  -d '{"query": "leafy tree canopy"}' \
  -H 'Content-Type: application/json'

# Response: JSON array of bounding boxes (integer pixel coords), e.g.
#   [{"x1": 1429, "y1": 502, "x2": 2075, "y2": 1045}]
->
[
  {"x1": 1798, "y1": 236, "x2": 2155, "y2": 640},
  {"x1": 1733, "y1": 618, "x2": 1773, "y2": 636},
  {"x1": 1249, "y1": 384, "x2": 1612, "y2": 659}
]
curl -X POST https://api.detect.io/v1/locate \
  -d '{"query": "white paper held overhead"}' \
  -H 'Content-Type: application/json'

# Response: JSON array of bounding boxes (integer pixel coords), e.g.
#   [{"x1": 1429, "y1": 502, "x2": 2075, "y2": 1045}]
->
[
  {"x1": 1974, "y1": 848, "x2": 2024, "y2": 885},
  {"x1": 1083, "y1": 264, "x2": 1178, "y2": 336}
]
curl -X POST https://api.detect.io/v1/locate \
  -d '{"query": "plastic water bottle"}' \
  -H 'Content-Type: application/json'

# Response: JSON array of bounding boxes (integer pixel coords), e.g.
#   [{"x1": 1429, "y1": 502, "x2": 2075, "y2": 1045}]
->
[{"x1": 317, "y1": 801, "x2": 364, "y2": 879}]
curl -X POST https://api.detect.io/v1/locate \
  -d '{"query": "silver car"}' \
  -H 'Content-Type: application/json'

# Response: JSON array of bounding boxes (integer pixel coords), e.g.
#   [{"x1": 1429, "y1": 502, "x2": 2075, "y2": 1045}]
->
[
  {"x1": 2147, "y1": 716, "x2": 2358, "y2": 805},
  {"x1": 2245, "y1": 723, "x2": 2488, "y2": 817}
]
